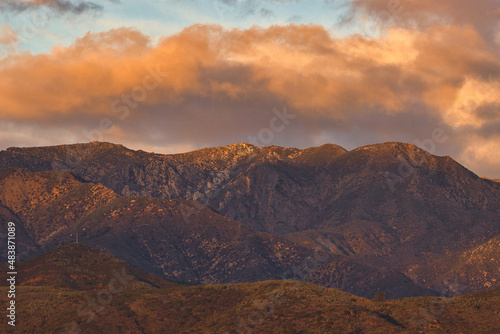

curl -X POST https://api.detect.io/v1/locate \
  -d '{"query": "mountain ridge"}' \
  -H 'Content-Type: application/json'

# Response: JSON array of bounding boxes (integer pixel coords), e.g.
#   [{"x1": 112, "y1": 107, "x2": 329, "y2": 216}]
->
[{"x1": 1, "y1": 141, "x2": 499, "y2": 298}]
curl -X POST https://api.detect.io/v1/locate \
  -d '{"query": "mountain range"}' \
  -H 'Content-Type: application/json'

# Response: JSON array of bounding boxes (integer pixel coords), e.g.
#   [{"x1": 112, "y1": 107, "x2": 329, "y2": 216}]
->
[{"x1": 0, "y1": 141, "x2": 499, "y2": 300}]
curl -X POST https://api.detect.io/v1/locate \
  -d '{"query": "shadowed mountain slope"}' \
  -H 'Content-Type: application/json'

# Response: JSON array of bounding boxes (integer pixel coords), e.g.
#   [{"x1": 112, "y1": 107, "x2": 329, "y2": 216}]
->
[
  {"x1": 407, "y1": 235, "x2": 500, "y2": 293},
  {"x1": 0, "y1": 168, "x2": 428, "y2": 298},
  {"x1": 0, "y1": 168, "x2": 309, "y2": 284}
]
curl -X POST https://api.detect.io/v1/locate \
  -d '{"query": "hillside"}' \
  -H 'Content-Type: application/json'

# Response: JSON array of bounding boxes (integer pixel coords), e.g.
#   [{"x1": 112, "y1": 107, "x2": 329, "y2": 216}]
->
[
  {"x1": 0, "y1": 243, "x2": 174, "y2": 290},
  {"x1": 0, "y1": 245, "x2": 499, "y2": 334}
]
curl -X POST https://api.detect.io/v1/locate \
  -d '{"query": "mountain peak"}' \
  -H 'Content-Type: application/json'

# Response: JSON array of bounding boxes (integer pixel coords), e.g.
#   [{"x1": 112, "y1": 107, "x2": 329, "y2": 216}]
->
[
  {"x1": 291, "y1": 143, "x2": 347, "y2": 166},
  {"x1": 353, "y1": 141, "x2": 424, "y2": 154},
  {"x1": 226, "y1": 142, "x2": 257, "y2": 150}
]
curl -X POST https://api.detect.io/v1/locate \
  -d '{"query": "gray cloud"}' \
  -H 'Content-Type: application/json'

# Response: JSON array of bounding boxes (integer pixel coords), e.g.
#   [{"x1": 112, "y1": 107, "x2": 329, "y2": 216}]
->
[
  {"x1": 346, "y1": 0, "x2": 500, "y2": 46},
  {"x1": 0, "y1": 0, "x2": 105, "y2": 14},
  {"x1": 212, "y1": 0, "x2": 297, "y2": 19}
]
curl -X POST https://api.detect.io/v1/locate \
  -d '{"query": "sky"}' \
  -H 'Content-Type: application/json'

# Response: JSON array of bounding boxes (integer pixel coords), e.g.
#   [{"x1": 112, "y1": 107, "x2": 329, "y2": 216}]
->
[{"x1": 0, "y1": 0, "x2": 499, "y2": 178}]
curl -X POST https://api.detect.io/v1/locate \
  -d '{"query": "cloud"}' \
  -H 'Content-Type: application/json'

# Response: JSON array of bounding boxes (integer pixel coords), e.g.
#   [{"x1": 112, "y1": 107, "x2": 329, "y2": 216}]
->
[
  {"x1": 212, "y1": 0, "x2": 297, "y2": 20},
  {"x1": 347, "y1": 0, "x2": 500, "y2": 45},
  {"x1": 0, "y1": 0, "x2": 104, "y2": 14},
  {"x1": 0, "y1": 24, "x2": 18, "y2": 45},
  {"x1": 0, "y1": 23, "x2": 499, "y2": 178}
]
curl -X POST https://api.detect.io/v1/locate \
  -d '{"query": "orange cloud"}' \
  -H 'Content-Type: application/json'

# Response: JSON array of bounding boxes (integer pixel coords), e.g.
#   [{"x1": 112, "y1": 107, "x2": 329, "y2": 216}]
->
[
  {"x1": 2, "y1": 24, "x2": 495, "y2": 119},
  {"x1": 0, "y1": 25, "x2": 18, "y2": 45}
]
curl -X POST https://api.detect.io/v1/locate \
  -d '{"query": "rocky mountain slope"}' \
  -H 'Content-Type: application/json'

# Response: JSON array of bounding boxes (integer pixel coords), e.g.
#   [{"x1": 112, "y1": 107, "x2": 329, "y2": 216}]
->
[
  {"x1": 0, "y1": 168, "x2": 308, "y2": 284},
  {"x1": 407, "y1": 235, "x2": 500, "y2": 293},
  {"x1": 0, "y1": 168, "x2": 427, "y2": 298},
  {"x1": 1, "y1": 244, "x2": 499, "y2": 334},
  {"x1": 1, "y1": 141, "x2": 499, "y2": 297}
]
